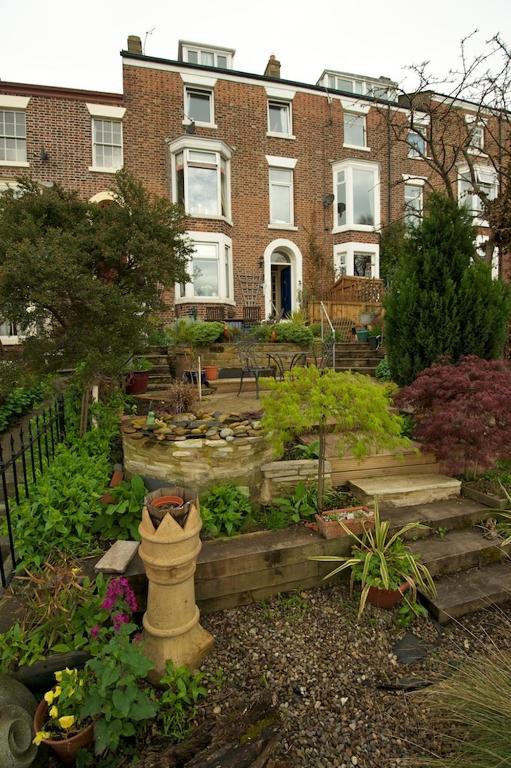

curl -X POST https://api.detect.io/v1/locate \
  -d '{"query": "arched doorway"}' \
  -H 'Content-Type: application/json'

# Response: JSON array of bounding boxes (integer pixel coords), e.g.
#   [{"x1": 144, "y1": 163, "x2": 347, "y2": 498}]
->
[{"x1": 263, "y1": 239, "x2": 303, "y2": 319}]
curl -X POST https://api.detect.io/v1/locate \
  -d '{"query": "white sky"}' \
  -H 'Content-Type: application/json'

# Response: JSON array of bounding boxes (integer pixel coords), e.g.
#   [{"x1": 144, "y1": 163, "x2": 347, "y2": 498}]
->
[{"x1": 1, "y1": 0, "x2": 510, "y2": 93}]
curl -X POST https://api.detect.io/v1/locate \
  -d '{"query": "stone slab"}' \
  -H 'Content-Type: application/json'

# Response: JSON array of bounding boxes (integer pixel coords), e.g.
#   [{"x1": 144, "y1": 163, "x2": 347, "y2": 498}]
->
[
  {"x1": 95, "y1": 540, "x2": 140, "y2": 573},
  {"x1": 409, "y1": 527, "x2": 507, "y2": 577},
  {"x1": 349, "y1": 473, "x2": 461, "y2": 508}
]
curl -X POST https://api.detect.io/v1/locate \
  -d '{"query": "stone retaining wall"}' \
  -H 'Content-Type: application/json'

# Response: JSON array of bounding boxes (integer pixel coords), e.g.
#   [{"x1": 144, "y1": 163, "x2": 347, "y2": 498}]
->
[
  {"x1": 260, "y1": 459, "x2": 332, "y2": 504},
  {"x1": 170, "y1": 342, "x2": 313, "y2": 374},
  {"x1": 122, "y1": 411, "x2": 275, "y2": 495}
]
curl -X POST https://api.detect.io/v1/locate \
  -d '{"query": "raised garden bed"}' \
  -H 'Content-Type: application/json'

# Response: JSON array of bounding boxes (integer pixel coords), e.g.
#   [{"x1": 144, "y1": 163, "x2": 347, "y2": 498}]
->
[{"x1": 463, "y1": 481, "x2": 509, "y2": 510}]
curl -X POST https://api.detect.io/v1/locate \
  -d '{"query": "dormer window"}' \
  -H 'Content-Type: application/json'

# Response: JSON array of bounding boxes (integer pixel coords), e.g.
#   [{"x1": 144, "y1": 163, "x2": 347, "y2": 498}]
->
[
  {"x1": 179, "y1": 41, "x2": 234, "y2": 69},
  {"x1": 319, "y1": 71, "x2": 397, "y2": 101}
]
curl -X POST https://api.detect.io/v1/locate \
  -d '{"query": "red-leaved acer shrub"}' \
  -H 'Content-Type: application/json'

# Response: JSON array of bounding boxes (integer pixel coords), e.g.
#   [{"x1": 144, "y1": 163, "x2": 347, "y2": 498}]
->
[{"x1": 395, "y1": 356, "x2": 511, "y2": 475}]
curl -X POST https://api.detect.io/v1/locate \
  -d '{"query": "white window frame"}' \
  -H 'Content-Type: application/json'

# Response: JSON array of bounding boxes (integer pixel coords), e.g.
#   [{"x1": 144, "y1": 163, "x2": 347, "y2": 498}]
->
[
  {"x1": 407, "y1": 126, "x2": 427, "y2": 159},
  {"x1": 181, "y1": 44, "x2": 234, "y2": 69},
  {"x1": 343, "y1": 111, "x2": 369, "y2": 151},
  {"x1": 266, "y1": 155, "x2": 297, "y2": 230},
  {"x1": 465, "y1": 115, "x2": 485, "y2": 155},
  {"x1": 267, "y1": 99, "x2": 293, "y2": 139},
  {"x1": 333, "y1": 242, "x2": 380, "y2": 279},
  {"x1": 458, "y1": 164, "x2": 498, "y2": 227},
  {"x1": 168, "y1": 136, "x2": 232, "y2": 224},
  {"x1": 476, "y1": 234, "x2": 499, "y2": 280},
  {"x1": 183, "y1": 85, "x2": 216, "y2": 128},
  {"x1": 175, "y1": 231, "x2": 234, "y2": 305},
  {"x1": 90, "y1": 118, "x2": 123, "y2": 173},
  {"x1": 403, "y1": 178, "x2": 425, "y2": 226},
  {"x1": 332, "y1": 159, "x2": 380, "y2": 233},
  {"x1": 0, "y1": 96, "x2": 29, "y2": 168}
]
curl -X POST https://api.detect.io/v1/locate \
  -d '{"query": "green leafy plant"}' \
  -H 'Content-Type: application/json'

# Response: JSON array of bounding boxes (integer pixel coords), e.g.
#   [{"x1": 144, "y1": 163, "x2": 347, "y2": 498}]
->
[
  {"x1": 33, "y1": 667, "x2": 91, "y2": 746},
  {"x1": 167, "y1": 319, "x2": 224, "y2": 347},
  {"x1": 263, "y1": 484, "x2": 358, "y2": 530},
  {"x1": 286, "y1": 439, "x2": 320, "y2": 460},
  {"x1": 81, "y1": 623, "x2": 157, "y2": 753},
  {"x1": 130, "y1": 357, "x2": 153, "y2": 373},
  {"x1": 262, "y1": 367, "x2": 409, "y2": 511},
  {"x1": 0, "y1": 381, "x2": 50, "y2": 433},
  {"x1": 92, "y1": 475, "x2": 146, "y2": 541},
  {"x1": 375, "y1": 357, "x2": 392, "y2": 382},
  {"x1": 200, "y1": 484, "x2": 253, "y2": 537},
  {"x1": 157, "y1": 660, "x2": 208, "y2": 741},
  {"x1": 0, "y1": 562, "x2": 106, "y2": 671},
  {"x1": 395, "y1": 596, "x2": 429, "y2": 628},
  {"x1": 311, "y1": 501, "x2": 436, "y2": 618},
  {"x1": 273, "y1": 322, "x2": 314, "y2": 346}
]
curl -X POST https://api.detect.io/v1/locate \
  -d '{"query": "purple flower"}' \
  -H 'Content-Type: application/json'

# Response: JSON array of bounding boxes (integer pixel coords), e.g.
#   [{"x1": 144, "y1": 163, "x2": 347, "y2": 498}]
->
[
  {"x1": 90, "y1": 624, "x2": 100, "y2": 638},
  {"x1": 133, "y1": 632, "x2": 143, "y2": 643},
  {"x1": 113, "y1": 613, "x2": 129, "y2": 633}
]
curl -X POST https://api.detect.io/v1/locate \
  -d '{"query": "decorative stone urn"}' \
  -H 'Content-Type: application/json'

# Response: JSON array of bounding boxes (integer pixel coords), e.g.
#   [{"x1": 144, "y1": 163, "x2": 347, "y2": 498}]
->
[{"x1": 138, "y1": 487, "x2": 214, "y2": 682}]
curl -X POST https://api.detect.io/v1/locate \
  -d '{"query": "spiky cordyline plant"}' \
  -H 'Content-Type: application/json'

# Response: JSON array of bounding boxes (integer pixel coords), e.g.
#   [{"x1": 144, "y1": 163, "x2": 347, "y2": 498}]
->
[
  {"x1": 311, "y1": 500, "x2": 436, "y2": 618},
  {"x1": 414, "y1": 649, "x2": 511, "y2": 767}
]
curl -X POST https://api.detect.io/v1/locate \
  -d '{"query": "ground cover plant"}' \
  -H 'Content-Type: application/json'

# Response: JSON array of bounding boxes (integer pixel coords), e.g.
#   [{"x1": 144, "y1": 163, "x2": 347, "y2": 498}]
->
[
  {"x1": 200, "y1": 484, "x2": 253, "y2": 537},
  {"x1": 396, "y1": 356, "x2": 511, "y2": 474},
  {"x1": 91, "y1": 474, "x2": 146, "y2": 542},
  {"x1": 0, "y1": 380, "x2": 50, "y2": 432}
]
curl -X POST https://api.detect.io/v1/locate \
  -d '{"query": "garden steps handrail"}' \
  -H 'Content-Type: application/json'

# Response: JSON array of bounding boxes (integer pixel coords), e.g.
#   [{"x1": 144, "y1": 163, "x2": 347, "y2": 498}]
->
[{"x1": 319, "y1": 301, "x2": 336, "y2": 370}]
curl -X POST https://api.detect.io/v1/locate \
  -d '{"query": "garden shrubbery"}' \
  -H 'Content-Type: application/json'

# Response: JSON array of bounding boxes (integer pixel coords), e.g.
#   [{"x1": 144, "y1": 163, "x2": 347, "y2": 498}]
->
[{"x1": 396, "y1": 355, "x2": 511, "y2": 474}]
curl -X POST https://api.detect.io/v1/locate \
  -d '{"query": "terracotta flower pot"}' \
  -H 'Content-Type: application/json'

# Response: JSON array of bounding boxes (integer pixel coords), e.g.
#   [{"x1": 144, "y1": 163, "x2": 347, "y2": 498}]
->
[
  {"x1": 34, "y1": 699, "x2": 94, "y2": 766},
  {"x1": 126, "y1": 371, "x2": 150, "y2": 395},
  {"x1": 203, "y1": 365, "x2": 219, "y2": 382},
  {"x1": 315, "y1": 506, "x2": 373, "y2": 540},
  {"x1": 366, "y1": 581, "x2": 411, "y2": 610}
]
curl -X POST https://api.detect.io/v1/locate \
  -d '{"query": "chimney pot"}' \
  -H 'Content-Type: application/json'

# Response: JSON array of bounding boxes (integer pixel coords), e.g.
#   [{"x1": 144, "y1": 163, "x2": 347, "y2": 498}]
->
[
  {"x1": 127, "y1": 35, "x2": 143, "y2": 55},
  {"x1": 264, "y1": 54, "x2": 281, "y2": 79}
]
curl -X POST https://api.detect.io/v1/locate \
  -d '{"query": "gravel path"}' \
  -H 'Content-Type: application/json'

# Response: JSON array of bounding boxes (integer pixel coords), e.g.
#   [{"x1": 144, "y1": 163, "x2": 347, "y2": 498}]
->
[{"x1": 199, "y1": 583, "x2": 511, "y2": 768}]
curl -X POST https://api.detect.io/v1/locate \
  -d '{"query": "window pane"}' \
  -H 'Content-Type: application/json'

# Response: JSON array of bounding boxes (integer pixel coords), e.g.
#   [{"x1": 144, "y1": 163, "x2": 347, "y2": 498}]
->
[
  {"x1": 337, "y1": 78, "x2": 353, "y2": 92},
  {"x1": 404, "y1": 184, "x2": 422, "y2": 225},
  {"x1": 268, "y1": 102, "x2": 290, "y2": 134},
  {"x1": 354, "y1": 253, "x2": 372, "y2": 277},
  {"x1": 336, "y1": 170, "x2": 346, "y2": 226},
  {"x1": 270, "y1": 183, "x2": 291, "y2": 223},
  {"x1": 187, "y1": 49, "x2": 198, "y2": 63},
  {"x1": 335, "y1": 252, "x2": 347, "y2": 277},
  {"x1": 200, "y1": 51, "x2": 214, "y2": 66},
  {"x1": 353, "y1": 168, "x2": 375, "y2": 225},
  {"x1": 112, "y1": 146, "x2": 123, "y2": 169},
  {"x1": 328, "y1": 75, "x2": 336, "y2": 89},
  {"x1": 353, "y1": 80, "x2": 364, "y2": 94},
  {"x1": 217, "y1": 55, "x2": 227, "y2": 68},
  {"x1": 193, "y1": 250, "x2": 219, "y2": 296},
  {"x1": 408, "y1": 129, "x2": 425, "y2": 157},
  {"x1": 269, "y1": 168, "x2": 292, "y2": 184},
  {"x1": 177, "y1": 166, "x2": 185, "y2": 207},
  {"x1": 344, "y1": 113, "x2": 365, "y2": 146},
  {"x1": 188, "y1": 166, "x2": 219, "y2": 215},
  {"x1": 225, "y1": 245, "x2": 231, "y2": 298},
  {"x1": 95, "y1": 145, "x2": 104, "y2": 167},
  {"x1": 187, "y1": 90, "x2": 212, "y2": 123},
  {"x1": 189, "y1": 150, "x2": 217, "y2": 165}
]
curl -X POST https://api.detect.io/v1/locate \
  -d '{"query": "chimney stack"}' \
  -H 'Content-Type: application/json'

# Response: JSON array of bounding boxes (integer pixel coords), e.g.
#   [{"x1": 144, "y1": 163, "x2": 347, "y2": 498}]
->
[
  {"x1": 127, "y1": 35, "x2": 142, "y2": 55},
  {"x1": 264, "y1": 54, "x2": 281, "y2": 79}
]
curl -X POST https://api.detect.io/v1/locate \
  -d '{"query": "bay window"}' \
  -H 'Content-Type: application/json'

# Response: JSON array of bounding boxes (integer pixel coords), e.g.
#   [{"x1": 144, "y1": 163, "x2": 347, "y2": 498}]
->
[
  {"x1": 459, "y1": 166, "x2": 497, "y2": 225},
  {"x1": 176, "y1": 232, "x2": 233, "y2": 303},
  {"x1": 170, "y1": 137, "x2": 232, "y2": 221},
  {"x1": 333, "y1": 242, "x2": 379, "y2": 279},
  {"x1": 333, "y1": 160, "x2": 379, "y2": 231}
]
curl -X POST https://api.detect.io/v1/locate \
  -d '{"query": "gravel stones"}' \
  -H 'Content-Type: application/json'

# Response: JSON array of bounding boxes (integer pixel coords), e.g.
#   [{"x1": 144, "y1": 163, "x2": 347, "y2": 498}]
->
[{"x1": 197, "y1": 583, "x2": 511, "y2": 768}]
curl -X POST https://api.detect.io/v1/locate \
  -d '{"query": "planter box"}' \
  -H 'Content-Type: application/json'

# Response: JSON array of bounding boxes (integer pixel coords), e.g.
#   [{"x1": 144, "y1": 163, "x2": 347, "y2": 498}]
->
[
  {"x1": 463, "y1": 483, "x2": 508, "y2": 510},
  {"x1": 315, "y1": 506, "x2": 373, "y2": 539}
]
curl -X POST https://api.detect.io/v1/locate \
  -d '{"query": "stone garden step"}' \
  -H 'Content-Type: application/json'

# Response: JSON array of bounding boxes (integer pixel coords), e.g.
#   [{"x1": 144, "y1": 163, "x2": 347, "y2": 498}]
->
[
  {"x1": 334, "y1": 366, "x2": 377, "y2": 376},
  {"x1": 349, "y1": 473, "x2": 461, "y2": 507},
  {"x1": 421, "y1": 561, "x2": 511, "y2": 623},
  {"x1": 409, "y1": 527, "x2": 508, "y2": 577},
  {"x1": 386, "y1": 497, "x2": 493, "y2": 538}
]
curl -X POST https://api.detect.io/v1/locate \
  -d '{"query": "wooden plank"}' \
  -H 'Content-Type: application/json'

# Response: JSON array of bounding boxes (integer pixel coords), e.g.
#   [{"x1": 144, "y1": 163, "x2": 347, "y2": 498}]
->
[
  {"x1": 199, "y1": 575, "x2": 335, "y2": 613},
  {"x1": 332, "y1": 463, "x2": 441, "y2": 484},
  {"x1": 95, "y1": 541, "x2": 139, "y2": 573},
  {"x1": 329, "y1": 453, "x2": 437, "y2": 471}
]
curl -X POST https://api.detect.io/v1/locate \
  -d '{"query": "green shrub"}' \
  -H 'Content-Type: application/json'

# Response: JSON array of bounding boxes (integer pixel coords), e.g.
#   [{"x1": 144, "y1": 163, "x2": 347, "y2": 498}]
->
[
  {"x1": 264, "y1": 483, "x2": 358, "y2": 529},
  {"x1": 91, "y1": 475, "x2": 146, "y2": 541},
  {"x1": 274, "y1": 322, "x2": 313, "y2": 346},
  {"x1": 200, "y1": 484, "x2": 253, "y2": 537},
  {"x1": 0, "y1": 381, "x2": 50, "y2": 433},
  {"x1": 375, "y1": 357, "x2": 392, "y2": 382},
  {"x1": 385, "y1": 194, "x2": 511, "y2": 386},
  {"x1": 167, "y1": 319, "x2": 224, "y2": 347},
  {"x1": 309, "y1": 323, "x2": 322, "y2": 337}
]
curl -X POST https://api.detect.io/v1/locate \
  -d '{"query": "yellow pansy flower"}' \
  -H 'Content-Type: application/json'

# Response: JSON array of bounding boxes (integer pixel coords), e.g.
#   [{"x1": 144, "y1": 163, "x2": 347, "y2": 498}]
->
[
  {"x1": 44, "y1": 691, "x2": 54, "y2": 705},
  {"x1": 33, "y1": 731, "x2": 50, "y2": 746},
  {"x1": 54, "y1": 671, "x2": 63, "y2": 682},
  {"x1": 49, "y1": 705, "x2": 58, "y2": 719},
  {"x1": 58, "y1": 716, "x2": 75, "y2": 730},
  {"x1": 54, "y1": 687, "x2": 62, "y2": 697}
]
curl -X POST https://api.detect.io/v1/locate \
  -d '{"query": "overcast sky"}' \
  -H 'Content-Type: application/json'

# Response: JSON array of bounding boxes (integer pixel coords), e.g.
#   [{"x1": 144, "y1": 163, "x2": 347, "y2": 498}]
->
[{"x1": 1, "y1": 0, "x2": 510, "y2": 93}]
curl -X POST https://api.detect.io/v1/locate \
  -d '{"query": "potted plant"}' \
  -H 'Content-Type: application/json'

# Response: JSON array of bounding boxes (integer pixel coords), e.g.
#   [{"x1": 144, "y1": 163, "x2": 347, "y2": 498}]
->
[
  {"x1": 125, "y1": 357, "x2": 153, "y2": 395},
  {"x1": 33, "y1": 667, "x2": 94, "y2": 765},
  {"x1": 315, "y1": 505, "x2": 374, "y2": 540},
  {"x1": 356, "y1": 327, "x2": 370, "y2": 342},
  {"x1": 203, "y1": 364, "x2": 220, "y2": 382},
  {"x1": 311, "y1": 501, "x2": 436, "y2": 617}
]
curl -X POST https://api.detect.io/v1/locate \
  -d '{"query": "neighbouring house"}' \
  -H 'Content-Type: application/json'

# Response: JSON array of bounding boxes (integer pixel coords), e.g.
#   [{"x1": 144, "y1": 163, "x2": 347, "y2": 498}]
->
[{"x1": 0, "y1": 35, "x2": 505, "y2": 342}]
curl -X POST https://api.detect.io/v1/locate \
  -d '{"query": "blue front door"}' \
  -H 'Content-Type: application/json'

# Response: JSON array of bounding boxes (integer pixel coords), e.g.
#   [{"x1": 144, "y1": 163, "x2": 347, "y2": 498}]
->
[{"x1": 280, "y1": 265, "x2": 292, "y2": 315}]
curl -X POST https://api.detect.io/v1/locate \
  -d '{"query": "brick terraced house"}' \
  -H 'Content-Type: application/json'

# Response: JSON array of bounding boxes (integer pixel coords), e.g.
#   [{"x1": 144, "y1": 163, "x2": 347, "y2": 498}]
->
[{"x1": 0, "y1": 35, "x2": 504, "y2": 340}]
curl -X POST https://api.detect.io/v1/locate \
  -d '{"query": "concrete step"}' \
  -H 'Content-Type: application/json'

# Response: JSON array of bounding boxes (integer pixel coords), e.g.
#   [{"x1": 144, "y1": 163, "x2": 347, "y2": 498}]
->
[
  {"x1": 422, "y1": 561, "x2": 511, "y2": 623},
  {"x1": 386, "y1": 497, "x2": 493, "y2": 539},
  {"x1": 334, "y1": 366, "x2": 377, "y2": 375},
  {"x1": 334, "y1": 357, "x2": 383, "y2": 367},
  {"x1": 349, "y1": 473, "x2": 461, "y2": 508},
  {"x1": 409, "y1": 528, "x2": 508, "y2": 577}
]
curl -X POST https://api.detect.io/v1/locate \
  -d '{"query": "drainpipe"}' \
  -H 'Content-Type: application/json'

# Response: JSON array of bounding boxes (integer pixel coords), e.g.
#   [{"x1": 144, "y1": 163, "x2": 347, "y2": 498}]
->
[{"x1": 386, "y1": 103, "x2": 392, "y2": 226}]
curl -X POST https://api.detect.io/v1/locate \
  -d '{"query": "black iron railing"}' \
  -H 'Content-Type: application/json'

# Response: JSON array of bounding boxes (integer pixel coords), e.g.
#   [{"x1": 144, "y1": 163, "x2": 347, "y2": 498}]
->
[{"x1": 0, "y1": 396, "x2": 66, "y2": 587}]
